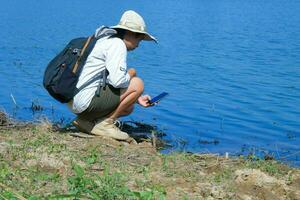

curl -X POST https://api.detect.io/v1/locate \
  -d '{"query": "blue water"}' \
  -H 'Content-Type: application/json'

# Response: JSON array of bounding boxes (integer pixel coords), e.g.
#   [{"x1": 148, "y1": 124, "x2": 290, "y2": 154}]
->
[{"x1": 1, "y1": 0, "x2": 299, "y2": 165}]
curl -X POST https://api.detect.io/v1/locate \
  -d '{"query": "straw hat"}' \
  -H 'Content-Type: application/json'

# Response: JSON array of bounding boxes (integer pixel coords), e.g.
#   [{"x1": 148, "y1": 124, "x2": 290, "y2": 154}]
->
[{"x1": 111, "y1": 10, "x2": 157, "y2": 43}]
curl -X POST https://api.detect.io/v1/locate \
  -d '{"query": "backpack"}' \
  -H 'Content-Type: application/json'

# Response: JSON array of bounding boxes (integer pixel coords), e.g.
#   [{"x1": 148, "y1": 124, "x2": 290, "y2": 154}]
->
[{"x1": 43, "y1": 36, "x2": 98, "y2": 103}]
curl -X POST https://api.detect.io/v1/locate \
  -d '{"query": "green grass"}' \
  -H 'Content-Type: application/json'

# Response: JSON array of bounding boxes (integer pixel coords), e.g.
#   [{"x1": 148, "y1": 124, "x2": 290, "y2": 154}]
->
[
  {"x1": 243, "y1": 155, "x2": 289, "y2": 176},
  {"x1": 213, "y1": 168, "x2": 233, "y2": 183},
  {"x1": 1, "y1": 124, "x2": 299, "y2": 200},
  {"x1": 49, "y1": 164, "x2": 166, "y2": 200}
]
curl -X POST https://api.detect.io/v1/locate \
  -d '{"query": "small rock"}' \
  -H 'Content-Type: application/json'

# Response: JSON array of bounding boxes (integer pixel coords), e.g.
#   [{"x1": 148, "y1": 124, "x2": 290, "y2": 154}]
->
[
  {"x1": 0, "y1": 142, "x2": 10, "y2": 155},
  {"x1": 0, "y1": 111, "x2": 9, "y2": 125},
  {"x1": 234, "y1": 169, "x2": 288, "y2": 200},
  {"x1": 26, "y1": 153, "x2": 65, "y2": 171},
  {"x1": 210, "y1": 185, "x2": 226, "y2": 199},
  {"x1": 235, "y1": 169, "x2": 279, "y2": 187}
]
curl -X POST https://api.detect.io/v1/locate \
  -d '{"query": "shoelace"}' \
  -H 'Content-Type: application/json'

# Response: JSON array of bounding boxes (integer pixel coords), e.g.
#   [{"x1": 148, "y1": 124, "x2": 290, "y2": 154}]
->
[{"x1": 113, "y1": 120, "x2": 123, "y2": 129}]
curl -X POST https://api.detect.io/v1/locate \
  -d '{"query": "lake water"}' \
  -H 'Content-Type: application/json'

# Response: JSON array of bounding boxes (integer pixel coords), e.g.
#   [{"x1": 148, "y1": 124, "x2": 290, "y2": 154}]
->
[{"x1": 0, "y1": 0, "x2": 299, "y2": 165}]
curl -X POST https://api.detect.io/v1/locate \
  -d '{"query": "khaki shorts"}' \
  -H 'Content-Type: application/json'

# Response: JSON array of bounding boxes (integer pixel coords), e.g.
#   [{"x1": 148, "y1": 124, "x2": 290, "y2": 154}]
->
[{"x1": 78, "y1": 85, "x2": 120, "y2": 121}]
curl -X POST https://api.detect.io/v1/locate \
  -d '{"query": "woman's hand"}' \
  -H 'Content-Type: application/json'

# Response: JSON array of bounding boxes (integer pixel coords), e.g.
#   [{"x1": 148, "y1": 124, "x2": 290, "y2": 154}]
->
[{"x1": 137, "y1": 95, "x2": 152, "y2": 107}]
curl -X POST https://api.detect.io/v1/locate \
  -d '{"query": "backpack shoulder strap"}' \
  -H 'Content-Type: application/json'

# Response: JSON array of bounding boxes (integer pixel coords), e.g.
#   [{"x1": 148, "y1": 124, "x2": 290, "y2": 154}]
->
[{"x1": 72, "y1": 36, "x2": 95, "y2": 74}]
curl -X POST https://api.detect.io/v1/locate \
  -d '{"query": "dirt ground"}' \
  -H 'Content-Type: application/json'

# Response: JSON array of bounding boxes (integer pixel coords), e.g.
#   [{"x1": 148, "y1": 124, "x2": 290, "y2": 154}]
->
[{"x1": 0, "y1": 112, "x2": 299, "y2": 199}]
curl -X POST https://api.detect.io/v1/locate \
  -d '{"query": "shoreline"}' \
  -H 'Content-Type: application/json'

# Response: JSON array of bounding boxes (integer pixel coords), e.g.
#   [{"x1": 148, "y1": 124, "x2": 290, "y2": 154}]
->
[{"x1": 0, "y1": 112, "x2": 299, "y2": 199}]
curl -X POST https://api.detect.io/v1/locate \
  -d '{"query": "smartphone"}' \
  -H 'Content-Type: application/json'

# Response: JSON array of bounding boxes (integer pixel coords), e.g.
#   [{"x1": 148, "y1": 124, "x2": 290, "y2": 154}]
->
[{"x1": 148, "y1": 92, "x2": 169, "y2": 105}]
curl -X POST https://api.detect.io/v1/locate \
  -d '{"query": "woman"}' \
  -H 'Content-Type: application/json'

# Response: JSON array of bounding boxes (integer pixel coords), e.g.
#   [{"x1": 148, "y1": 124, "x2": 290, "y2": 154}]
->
[{"x1": 68, "y1": 10, "x2": 157, "y2": 141}]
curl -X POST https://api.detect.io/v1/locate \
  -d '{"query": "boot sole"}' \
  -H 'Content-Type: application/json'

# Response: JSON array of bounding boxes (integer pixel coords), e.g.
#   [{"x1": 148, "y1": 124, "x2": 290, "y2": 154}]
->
[{"x1": 69, "y1": 132, "x2": 95, "y2": 138}]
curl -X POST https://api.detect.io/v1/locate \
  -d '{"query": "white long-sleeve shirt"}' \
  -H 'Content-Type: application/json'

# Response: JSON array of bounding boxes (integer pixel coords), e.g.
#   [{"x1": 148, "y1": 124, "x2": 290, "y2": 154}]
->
[{"x1": 69, "y1": 35, "x2": 130, "y2": 114}]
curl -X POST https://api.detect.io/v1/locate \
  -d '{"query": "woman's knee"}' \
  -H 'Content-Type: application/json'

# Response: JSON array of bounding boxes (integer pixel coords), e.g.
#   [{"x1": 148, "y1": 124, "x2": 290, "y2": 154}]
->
[{"x1": 120, "y1": 77, "x2": 144, "y2": 101}]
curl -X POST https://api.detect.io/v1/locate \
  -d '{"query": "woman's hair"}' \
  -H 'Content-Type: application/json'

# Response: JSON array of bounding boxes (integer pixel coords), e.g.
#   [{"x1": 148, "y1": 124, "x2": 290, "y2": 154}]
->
[
  {"x1": 111, "y1": 28, "x2": 145, "y2": 40},
  {"x1": 111, "y1": 28, "x2": 126, "y2": 39}
]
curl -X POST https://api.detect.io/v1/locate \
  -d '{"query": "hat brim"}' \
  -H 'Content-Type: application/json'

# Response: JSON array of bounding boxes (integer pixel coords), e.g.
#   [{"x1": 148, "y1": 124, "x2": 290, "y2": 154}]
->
[{"x1": 111, "y1": 25, "x2": 157, "y2": 43}]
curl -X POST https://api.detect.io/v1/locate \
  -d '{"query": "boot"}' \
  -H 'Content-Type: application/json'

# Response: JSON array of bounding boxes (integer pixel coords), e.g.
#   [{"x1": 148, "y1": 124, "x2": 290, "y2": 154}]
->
[
  {"x1": 91, "y1": 118, "x2": 129, "y2": 141},
  {"x1": 72, "y1": 117, "x2": 94, "y2": 133}
]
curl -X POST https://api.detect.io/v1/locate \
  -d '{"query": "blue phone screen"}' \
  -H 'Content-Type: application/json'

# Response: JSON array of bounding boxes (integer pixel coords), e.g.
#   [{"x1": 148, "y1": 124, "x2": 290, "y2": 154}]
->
[{"x1": 149, "y1": 92, "x2": 168, "y2": 104}]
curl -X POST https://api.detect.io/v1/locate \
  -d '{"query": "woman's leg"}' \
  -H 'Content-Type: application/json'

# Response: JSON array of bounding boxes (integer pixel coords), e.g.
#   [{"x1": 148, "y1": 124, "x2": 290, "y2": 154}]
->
[
  {"x1": 117, "y1": 104, "x2": 134, "y2": 117},
  {"x1": 74, "y1": 77, "x2": 143, "y2": 141},
  {"x1": 108, "y1": 77, "x2": 143, "y2": 120}
]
